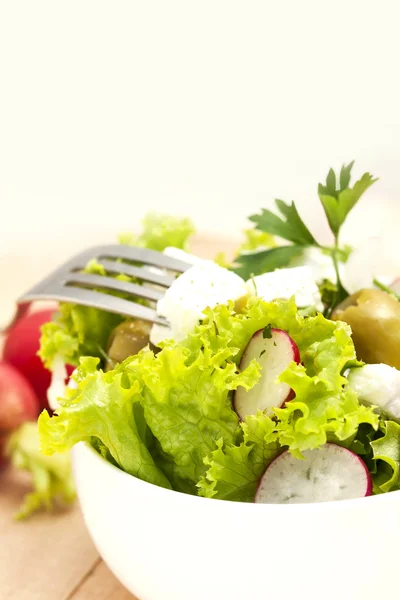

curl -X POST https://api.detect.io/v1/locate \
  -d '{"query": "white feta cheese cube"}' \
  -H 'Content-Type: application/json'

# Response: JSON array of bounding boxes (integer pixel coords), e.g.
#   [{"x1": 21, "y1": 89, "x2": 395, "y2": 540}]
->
[
  {"x1": 150, "y1": 261, "x2": 248, "y2": 346},
  {"x1": 347, "y1": 363, "x2": 400, "y2": 421},
  {"x1": 246, "y1": 266, "x2": 323, "y2": 310}
]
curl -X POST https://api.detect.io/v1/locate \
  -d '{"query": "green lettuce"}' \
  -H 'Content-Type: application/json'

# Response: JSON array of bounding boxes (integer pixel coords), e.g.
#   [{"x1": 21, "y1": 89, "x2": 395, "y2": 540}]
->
[
  {"x1": 39, "y1": 296, "x2": 379, "y2": 502},
  {"x1": 6, "y1": 422, "x2": 76, "y2": 520},
  {"x1": 371, "y1": 420, "x2": 400, "y2": 493},
  {"x1": 198, "y1": 413, "x2": 279, "y2": 502},
  {"x1": 185, "y1": 298, "x2": 378, "y2": 457},
  {"x1": 118, "y1": 212, "x2": 194, "y2": 251},
  {"x1": 39, "y1": 341, "x2": 260, "y2": 494},
  {"x1": 195, "y1": 298, "x2": 379, "y2": 501},
  {"x1": 138, "y1": 344, "x2": 259, "y2": 489},
  {"x1": 38, "y1": 357, "x2": 171, "y2": 490}
]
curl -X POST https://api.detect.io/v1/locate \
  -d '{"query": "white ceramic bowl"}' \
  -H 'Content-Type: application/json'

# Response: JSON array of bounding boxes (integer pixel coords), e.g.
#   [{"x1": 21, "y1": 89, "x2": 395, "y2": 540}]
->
[{"x1": 73, "y1": 442, "x2": 400, "y2": 600}]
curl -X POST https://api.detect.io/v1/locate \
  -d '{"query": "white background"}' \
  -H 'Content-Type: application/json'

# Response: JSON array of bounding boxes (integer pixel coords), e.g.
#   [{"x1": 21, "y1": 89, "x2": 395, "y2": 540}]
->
[{"x1": 1, "y1": 1, "x2": 400, "y2": 320}]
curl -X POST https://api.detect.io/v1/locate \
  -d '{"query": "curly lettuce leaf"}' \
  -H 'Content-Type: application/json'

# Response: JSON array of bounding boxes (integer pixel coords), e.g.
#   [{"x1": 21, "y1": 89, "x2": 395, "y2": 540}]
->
[
  {"x1": 198, "y1": 412, "x2": 279, "y2": 502},
  {"x1": 184, "y1": 296, "x2": 346, "y2": 366},
  {"x1": 119, "y1": 212, "x2": 195, "y2": 251},
  {"x1": 6, "y1": 422, "x2": 76, "y2": 520},
  {"x1": 138, "y1": 344, "x2": 260, "y2": 487},
  {"x1": 38, "y1": 357, "x2": 171, "y2": 490},
  {"x1": 39, "y1": 342, "x2": 259, "y2": 492},
  {"x1": 39, "y1": 295, "x2": 378, "y2": 500},
  {"x1": 197, "y1": 297, "x2": 379, "y2": 499},
  {"x1": 348, "y1": 423, "x2": 378, "y2": 459},
  {"x1": 371, "y1": 420, "x2": 400, "y2": 493},
  {"x1": 184, "y1": 297, "x2": 378, "y2": 456},
  {"x1": 274, "y1": 376, "x2": 377, "y2": 458}
]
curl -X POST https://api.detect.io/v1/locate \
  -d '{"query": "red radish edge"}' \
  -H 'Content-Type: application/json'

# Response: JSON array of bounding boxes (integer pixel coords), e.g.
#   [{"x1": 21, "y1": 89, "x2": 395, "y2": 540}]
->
[
  {"x1": 255, "y1": 443, "x2": 372, "y2": 504},
  {"x1": 356, "y1": 449, "x2": 373, "y2": 497},
  {"x1": 233, "y1": 328, "x2": 300, "y2": 420}
]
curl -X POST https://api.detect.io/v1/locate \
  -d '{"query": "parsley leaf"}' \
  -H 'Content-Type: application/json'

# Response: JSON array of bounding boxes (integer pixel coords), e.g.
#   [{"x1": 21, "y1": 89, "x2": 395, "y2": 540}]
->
[
  {"x1": 249, "y1": 199, "x2": 318, "y2": 246},
  {"x1": 234, "y1": 161, "x2": 377, "y2": 313},
  {"x1": 233, "y1": 245, "x2": 304, "y2": 279},
  {"x1": 318, "y1": 163, "x2": 378, "y2": 236},
  {"x1": 262, "y1": 324, "x2": 272, "y2": 339}
]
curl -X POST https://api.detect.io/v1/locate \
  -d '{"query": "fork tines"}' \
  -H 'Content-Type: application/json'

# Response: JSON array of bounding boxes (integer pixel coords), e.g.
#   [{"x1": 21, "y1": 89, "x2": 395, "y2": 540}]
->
[{"x1": 18, "y1": 244, "x2": 190, "y2": 324}]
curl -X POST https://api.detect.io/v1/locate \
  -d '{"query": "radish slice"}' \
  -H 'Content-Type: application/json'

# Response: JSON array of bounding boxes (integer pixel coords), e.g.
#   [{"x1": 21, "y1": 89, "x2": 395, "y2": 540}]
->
[
  {"x1": 255, "y1": 444, "x2": 372, "y2": 504},
  {"x1": 233, "y1": 328, "x2": 300, "y2": 419}
]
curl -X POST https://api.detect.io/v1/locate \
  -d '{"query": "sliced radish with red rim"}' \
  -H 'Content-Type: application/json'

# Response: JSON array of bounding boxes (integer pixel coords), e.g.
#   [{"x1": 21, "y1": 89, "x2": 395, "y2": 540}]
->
[
  {"x1": 255, "y1": 443, "x2": 372, "y2": 504},
  {"x1": 233, "y1": 327, "x2": 300, "y2": 420}
]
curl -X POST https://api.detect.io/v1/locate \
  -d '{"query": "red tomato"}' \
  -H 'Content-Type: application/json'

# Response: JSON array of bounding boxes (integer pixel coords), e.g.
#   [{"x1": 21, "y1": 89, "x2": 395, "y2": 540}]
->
[
  {"x1": 3, "y1": 309, "x2": 57, "y2": 411},
  {"x1": 0, "y1": 361, "x2": 39, "y2": 431}
]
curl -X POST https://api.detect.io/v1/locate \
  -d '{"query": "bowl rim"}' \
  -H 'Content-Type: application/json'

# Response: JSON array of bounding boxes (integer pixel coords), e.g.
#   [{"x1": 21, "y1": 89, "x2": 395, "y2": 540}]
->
[{"x1": 73, "y1": 441, "x2": 400, "y2": 513}]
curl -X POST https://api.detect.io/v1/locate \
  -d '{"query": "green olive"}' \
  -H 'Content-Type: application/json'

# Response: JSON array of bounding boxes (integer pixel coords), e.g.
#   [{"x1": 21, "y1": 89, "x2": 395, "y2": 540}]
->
[
  {"x1": 106, "y1": 319, "x2": 152, "y2": 370},
  {"x1": 332, "y1": 289, "x2": 400, "y2": 368}
]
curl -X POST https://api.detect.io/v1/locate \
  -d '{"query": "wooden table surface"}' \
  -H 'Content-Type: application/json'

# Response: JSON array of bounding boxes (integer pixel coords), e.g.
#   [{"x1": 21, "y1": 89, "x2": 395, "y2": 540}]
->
[
  {"x1": 0, "y1": 234, "x2": 238, "y2": 599},
  {"x1": 0, "y1": 466, "x2": 135, "y2": 599}
]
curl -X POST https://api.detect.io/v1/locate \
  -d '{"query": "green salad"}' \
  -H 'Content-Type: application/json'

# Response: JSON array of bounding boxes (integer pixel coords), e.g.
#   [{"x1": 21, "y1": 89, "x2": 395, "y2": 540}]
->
[{"x1": 37, "y1": 164, "x2": 400, "y2": 504}]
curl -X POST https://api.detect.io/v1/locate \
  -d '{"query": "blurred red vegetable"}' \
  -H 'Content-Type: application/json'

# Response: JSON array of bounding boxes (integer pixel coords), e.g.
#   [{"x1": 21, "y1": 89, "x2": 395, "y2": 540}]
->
[
  {"x1": 3, "y1": 309, "x2": 56, "y2": 411},
  {"x1": 0, "y1": 432, "x2": 9, "y2": 469},
  {"x1": 0, "y1": 361, "x2": 39, "y2": 431}
]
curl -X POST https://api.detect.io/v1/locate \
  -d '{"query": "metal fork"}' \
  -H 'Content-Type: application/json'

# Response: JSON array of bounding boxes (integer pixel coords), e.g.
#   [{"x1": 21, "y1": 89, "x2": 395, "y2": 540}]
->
[{"x1": 3, "y1": 245, "x2": 190, "y2": 331}]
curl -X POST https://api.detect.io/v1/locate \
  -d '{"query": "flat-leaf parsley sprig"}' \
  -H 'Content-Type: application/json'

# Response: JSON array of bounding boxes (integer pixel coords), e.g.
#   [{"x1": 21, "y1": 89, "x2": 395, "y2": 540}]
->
[{"x1": 234, "y1": 162, "x2": 377, "y2": 309}]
